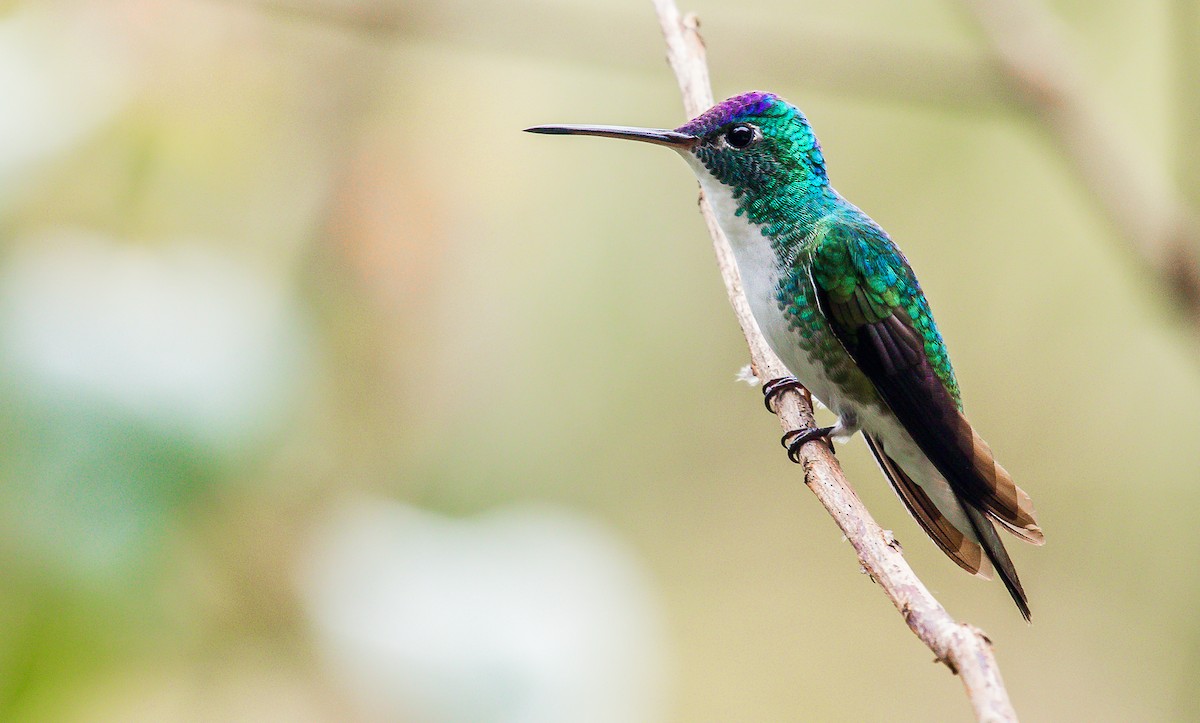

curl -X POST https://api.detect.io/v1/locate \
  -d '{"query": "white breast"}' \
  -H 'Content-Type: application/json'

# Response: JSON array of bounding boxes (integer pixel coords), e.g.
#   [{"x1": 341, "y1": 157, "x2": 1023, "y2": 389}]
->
[{"x1": 685, "y1": 164, "x2": 846, "y2": 418}]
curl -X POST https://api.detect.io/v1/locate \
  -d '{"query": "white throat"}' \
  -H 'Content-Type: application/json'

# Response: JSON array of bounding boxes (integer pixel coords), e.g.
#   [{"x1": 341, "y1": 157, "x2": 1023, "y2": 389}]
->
[{"x1": 680, "y1": 155, "x2": 785, "y2": 336}]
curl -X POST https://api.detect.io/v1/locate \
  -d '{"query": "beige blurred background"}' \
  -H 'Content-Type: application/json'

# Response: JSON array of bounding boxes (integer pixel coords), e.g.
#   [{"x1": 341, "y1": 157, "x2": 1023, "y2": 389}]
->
[{"x1": 0, "y1": 0, "x2": 1198, "y2": 720}]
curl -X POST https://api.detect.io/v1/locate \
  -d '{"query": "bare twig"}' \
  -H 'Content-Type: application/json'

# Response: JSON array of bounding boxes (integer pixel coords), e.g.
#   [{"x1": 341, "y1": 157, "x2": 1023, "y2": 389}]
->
[
  {"x1": 651, "y1": 1, "x2": 1019, "y2": 720},
  {"x1": 961, "y1": 0, "x2": 1200, "y2": 346}
]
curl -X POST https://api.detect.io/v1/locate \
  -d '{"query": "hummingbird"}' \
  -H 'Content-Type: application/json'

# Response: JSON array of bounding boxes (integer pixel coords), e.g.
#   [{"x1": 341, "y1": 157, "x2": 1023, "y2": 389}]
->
[{"x1": 526, "y1": 91, "x2": 1043, "y2": 619}]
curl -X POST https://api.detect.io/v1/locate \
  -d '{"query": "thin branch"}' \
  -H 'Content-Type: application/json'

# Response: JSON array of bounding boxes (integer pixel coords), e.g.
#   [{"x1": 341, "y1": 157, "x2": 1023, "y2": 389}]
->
[
  {"x1": 961, "y1": 0, "x2": 1200, "y2": 347},
  {"x1": 650, "y1": 2, "x2": 1018, "y2": 721}
]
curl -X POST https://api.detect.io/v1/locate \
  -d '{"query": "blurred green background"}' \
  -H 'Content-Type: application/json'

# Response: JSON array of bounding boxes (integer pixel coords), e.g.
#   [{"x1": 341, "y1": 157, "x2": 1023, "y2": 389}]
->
[{"x1": 0, "y1": 0, "x2": 1198, "y2": 720}]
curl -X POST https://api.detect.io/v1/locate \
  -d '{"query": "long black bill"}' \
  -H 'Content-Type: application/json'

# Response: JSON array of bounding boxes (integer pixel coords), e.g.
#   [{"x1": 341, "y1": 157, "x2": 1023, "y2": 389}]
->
[{"x1": 524, "y1": 124, "x2": 696, "y2": 149}]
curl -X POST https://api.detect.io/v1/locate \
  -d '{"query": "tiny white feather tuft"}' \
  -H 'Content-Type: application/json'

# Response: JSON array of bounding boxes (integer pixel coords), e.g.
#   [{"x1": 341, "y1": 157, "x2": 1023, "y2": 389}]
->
[{"x1": 735, "y1": 365, "x2": 760, "y2": 386}]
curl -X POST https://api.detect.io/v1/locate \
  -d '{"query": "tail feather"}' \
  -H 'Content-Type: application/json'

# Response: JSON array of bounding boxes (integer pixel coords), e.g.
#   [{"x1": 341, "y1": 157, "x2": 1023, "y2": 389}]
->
[
  {"x1": 966, "y1": 423, "x2": 1044, "y2": 546},
  {"x1": 963, "y1": 502, "x2": 1032, "y2": 622},
  {"x1": 865, "y1": 433, "x2": 1031, "y2": 621},
  {"x1": 864, "y1": 434, "x2": 989, "y2": 578}
]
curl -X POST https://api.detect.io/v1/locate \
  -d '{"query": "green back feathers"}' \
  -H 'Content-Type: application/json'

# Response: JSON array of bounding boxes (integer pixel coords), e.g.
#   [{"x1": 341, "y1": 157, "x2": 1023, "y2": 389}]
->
[{"x1": 808, "y1": 219, "x2": 961, "y2": 407}]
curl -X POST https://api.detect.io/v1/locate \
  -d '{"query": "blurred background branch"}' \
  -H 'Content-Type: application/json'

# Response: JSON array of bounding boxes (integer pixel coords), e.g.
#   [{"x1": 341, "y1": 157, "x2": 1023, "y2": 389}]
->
[
  {"x1": 962, "y1": 0, "x2": 1200, "y2": 350},
  {"x1": 244, "y1": 0, "x2": 1010, "y2": 111}
]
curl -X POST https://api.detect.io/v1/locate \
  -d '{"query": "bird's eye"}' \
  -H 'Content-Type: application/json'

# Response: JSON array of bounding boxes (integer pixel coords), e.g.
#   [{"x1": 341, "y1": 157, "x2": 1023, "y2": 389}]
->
[{"x1": 724, "y1": 124, "x2": 757, "y2": 149}]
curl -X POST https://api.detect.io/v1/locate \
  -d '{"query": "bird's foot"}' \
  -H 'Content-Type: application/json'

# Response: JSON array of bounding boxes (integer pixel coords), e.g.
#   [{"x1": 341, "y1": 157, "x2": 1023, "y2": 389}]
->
[
  {"x1": 762, "y1": 376, "x2": 805, "y2": 413},
  {"x1": 781, "y1": 425, "x2": 836, "y2": 462}
]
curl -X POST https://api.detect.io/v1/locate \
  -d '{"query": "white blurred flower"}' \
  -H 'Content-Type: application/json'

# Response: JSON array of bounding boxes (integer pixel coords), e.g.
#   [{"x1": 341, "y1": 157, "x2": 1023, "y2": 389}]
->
[
  {"x1": 298, "y1": 499, "x2": 671, "y2": 723},
  {"x1": 0, "y1": 230, "x2": 308, "y2": 449}
]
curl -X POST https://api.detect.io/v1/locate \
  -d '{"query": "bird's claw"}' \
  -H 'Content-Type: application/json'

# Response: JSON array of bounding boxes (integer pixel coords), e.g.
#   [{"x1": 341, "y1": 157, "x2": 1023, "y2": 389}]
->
[
  {"x1": 762, "y1": 376, "x2": 804, "y2": 413},
  {"x1": 781, "y1": 425, "x2": 835, "y2": 462}
]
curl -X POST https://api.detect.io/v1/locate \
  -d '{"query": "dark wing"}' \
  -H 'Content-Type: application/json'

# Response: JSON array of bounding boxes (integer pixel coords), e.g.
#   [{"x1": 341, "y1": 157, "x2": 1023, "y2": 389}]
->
[
  {"x1": 808, "y1": 222, "x2": 1041, "y2": 542},
  {"x1": 810, "y1": 222, "x2": 1040, "y2": 619}
]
